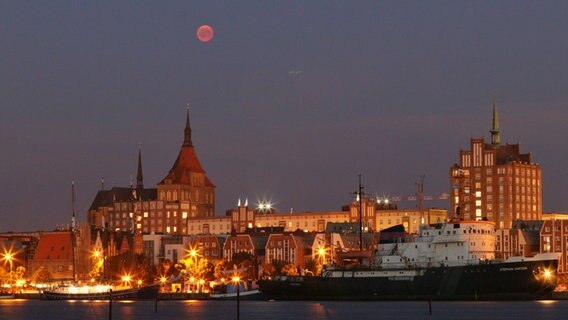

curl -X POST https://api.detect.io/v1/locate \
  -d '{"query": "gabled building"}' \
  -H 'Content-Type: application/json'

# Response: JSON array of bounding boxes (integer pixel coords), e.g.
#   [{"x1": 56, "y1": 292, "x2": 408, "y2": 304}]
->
[
  {"x1": 223, "y1": 233, "x2": 268, "y2": 270},
  {"x1": 192, "y1": 235, "x2": 227, "y2": 262},
  {"x1": 540, "y1": 219, "x2": 568, "y2": 275},
  {"x1": 28, "y1": 231, "x2": 74, "y2": 281},
  {"x1": 264, "y1": 233, "x2": 312, "y2": 269},
  {"x1": 495, "y1": 220, "x2": 542, "y2": 260}
]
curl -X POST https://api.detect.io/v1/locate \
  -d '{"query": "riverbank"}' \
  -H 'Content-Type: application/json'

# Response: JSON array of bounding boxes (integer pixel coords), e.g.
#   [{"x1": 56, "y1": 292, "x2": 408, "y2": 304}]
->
[{"x1": 12, "y1": 291, "x2": 568, "y2": 300}]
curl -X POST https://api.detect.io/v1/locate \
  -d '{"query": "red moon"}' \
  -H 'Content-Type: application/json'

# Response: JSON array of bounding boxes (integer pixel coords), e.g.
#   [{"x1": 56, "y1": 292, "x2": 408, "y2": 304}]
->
[{"x1": 197, "y1": 25, "x2": 214, "y2": 42}]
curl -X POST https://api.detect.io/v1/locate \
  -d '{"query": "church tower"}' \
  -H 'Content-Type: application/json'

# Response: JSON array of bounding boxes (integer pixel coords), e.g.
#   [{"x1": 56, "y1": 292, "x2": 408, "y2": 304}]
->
[
  {"x1": 157, "y1": 109, "x2": 216, "y2": 218},
  {"x1": 490, "y1": 96, "x2": 500, "y2": 146}
]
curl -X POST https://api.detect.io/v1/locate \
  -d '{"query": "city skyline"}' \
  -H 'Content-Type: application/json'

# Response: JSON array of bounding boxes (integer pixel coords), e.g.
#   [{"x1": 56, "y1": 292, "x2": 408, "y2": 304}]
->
[{"x1": 1, "y1": 1, "x2": 567, "y2": 231}]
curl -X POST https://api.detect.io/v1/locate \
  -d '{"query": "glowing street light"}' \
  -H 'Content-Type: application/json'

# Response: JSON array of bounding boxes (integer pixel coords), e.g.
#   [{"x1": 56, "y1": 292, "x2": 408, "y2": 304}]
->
[
  {"x1": 3, "y1": 252, "x2": 13, "y2": 270},
  {"x1": 232, "y1": 275, "x2": 241, "y2": 320},
  {"x1": 2, "y1": 251, "x2": 14, "y2": 289},
  {"x1": 121, "y1": 274, "x2": 132, "y2": 286},
  {"x1": 256, "y1": 200, "x2": 274, "y2": 213},
  {"x1": 317, "y1": 246, "x2": 327, "y2": 265},
  {"x1": 186, "y1": 244, "x2": 200, "y2": 264}
]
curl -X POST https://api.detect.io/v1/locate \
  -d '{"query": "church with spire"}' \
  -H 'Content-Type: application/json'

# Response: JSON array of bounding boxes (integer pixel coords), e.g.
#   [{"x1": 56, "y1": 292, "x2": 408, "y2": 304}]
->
[
  {"x1": 87, "y1": 109, "x2": 216, "y2": 235},
  {"x1": 449, "y1": 97, "x2": 542, "y2": 229}
]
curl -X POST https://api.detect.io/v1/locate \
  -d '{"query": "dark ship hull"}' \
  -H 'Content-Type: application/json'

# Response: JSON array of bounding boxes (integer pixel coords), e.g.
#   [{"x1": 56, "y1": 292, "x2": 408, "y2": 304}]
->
[{"x1": 258, "y1": 259, "x2": 558, "y2": 301}]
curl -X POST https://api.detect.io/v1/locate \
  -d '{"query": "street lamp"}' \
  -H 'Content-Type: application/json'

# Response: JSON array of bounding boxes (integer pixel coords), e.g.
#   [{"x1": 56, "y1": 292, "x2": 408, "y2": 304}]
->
[
  {"x1": 160, "y1": 276, "x2": 167, "y2": 292},
  {"x1": 2, "y1": 251, "x2": 14, "y2": 290},
  {"x1": 232, "y1": 275, "x2": 241, "y2": 320},
  {"x1": 189, "y1": 248, "x2": 198, "y2": 260},
  {"x1": 121, "y1": 274, "x2": 132, "y2": 287},
  {"x1": 317, "y1": 246, "x2": 327, "y2": 265}
]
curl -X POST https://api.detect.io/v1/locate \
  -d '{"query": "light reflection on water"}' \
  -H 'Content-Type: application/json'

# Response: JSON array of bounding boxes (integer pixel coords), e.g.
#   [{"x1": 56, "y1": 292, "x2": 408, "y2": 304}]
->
[{"x1": 1, "y1": 299, "x2": 567, "y2": 320}]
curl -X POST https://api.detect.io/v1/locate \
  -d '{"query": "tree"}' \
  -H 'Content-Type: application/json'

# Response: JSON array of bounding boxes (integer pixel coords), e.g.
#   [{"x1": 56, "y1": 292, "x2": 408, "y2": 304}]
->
[
  {"x1": 105, "y1": 252, "x2": 150, "y2": 282},
  {"x1": 0, "y1": 267, "x2": 9, "y2": 285},
  {"x1": 178, "y1": 254, "x2": 209, "y2": 281},
  {"x1": 231, "y1": 252, "x2": 254, "y2": 268},
  {"x1": 303, "y1": 258, "x2": 321, "y2": 276},
  {"x1": 214, "y1": 260, "x2": 232, "y2": 280},
  {"x1": 261, "y1": 263, "x2": 276, "y2": 278},
  {"x1": 271, "y1": 259, "x2": 286, "y2": 276},
  {"x1": 160, "y1": 259, "x2": 173, "y2": 276},
  {"x1": 88, "y1": 256, "x2": 104, "y2": 280},
  {"x1": 14, "y1": 266, "x2": 26, "y2": 282},
  {"x1": 281, "y1": 263, "x2": 298, "y2": 276},
  {"x1": 30, "y1": 266, "x2": 52, "y2": 284},
  {"x1": 230, "y1": 251, "x2": 256, "y2": 280}
]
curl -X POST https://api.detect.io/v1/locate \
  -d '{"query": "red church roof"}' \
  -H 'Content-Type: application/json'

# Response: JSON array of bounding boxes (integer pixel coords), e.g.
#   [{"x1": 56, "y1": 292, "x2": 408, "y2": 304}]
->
[{"x1": 159, "y1": 110, "x2": 215, "y2": 187}]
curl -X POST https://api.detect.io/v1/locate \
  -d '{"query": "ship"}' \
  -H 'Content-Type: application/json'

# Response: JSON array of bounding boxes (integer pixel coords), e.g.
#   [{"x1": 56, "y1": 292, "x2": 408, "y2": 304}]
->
[
  {"x1": 258, "y1": 220, "x2": 559, "y2": 300},
  {"x1": 42, "y1": 283, "x2": 159, "y2": 300}
]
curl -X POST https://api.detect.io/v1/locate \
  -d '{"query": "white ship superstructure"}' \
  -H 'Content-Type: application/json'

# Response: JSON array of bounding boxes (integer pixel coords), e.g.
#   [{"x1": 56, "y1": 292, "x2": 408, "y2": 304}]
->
[{"x1": 377, "y1": 220, "x2": 496, "y2": 269}]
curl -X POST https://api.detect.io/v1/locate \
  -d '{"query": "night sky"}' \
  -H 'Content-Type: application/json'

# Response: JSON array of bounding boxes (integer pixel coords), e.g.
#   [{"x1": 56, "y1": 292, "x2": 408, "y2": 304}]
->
[{"x1": 1, "y1": 1, "x2": 567, "y2": 232}]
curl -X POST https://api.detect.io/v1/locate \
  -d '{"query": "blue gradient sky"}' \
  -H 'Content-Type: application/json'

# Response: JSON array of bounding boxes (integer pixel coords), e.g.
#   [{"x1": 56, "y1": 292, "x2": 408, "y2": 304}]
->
[{"x1": 1, "y1": 1, "x2": 567, "y2": 231}]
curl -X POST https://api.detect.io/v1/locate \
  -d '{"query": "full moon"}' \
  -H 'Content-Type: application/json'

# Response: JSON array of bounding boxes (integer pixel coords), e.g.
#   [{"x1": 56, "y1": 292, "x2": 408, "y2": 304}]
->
[{"x1": 197, "y1": 25, "x2": 214, "y2": 42}]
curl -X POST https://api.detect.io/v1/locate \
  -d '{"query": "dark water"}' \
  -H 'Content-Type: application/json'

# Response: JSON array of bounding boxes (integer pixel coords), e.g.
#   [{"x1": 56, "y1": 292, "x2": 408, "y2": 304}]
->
[{"x1": 1, "y1": 299, "x2": 567, "y2": 320}]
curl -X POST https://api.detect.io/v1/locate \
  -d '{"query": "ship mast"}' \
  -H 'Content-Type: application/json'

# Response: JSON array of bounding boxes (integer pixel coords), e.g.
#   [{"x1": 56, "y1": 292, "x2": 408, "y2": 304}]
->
[
  {"x1": 71, "y1": 181, "x2": 77, "y2": 282},
  {"x1": 416, "y1": 175, "x2": 425, "y2": 224},
  {"x1": 357, "y1": 174, "x2": 364, "y2": 252}
]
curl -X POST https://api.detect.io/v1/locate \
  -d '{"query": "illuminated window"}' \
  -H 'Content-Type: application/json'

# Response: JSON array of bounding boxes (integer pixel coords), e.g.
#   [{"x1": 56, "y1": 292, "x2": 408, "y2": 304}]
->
[
  {"x1": 475, "y1": 209, "x2": 482, "y2": 217},
  {"x1": 476, "y1": 200, "x2": 482, "y2": 207},
  {"x1": 475, "y1": 191, "x2": 482, "y2": 198},
  {"x1": 144, "y1": 212, "x2": 149, "y2": 218},
  {"x1": 182, "y1": 212, "x2": 188, "y2": 219}
]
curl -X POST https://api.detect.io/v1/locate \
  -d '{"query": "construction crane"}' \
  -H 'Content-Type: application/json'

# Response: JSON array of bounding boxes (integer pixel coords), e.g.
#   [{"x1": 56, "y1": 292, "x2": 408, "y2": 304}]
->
[{"x1": 375, "y1": 176, "x2": 449, "y2": 205}]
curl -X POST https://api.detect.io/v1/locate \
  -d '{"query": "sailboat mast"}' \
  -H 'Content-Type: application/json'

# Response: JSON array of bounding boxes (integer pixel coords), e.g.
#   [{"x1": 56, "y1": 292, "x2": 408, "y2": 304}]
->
[{"x1": 71, "y1": 181, "x2": 77, "y2": 282}]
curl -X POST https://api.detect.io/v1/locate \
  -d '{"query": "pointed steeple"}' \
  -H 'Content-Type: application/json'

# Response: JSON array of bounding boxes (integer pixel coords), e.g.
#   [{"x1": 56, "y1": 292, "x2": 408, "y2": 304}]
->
[
  {"x1": 490, "y1": 95, "x2": 500, "y2": 146},
  {"x1": 136, "y1": 143, "x2": 144, "y2": 190},
  {"x1": 183, "y1": 106, "x2": 193, "y2": 147}
]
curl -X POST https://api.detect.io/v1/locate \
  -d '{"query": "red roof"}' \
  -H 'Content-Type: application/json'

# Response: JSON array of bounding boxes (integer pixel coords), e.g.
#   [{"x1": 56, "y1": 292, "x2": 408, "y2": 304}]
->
[
  {"x1": 34, "y1": 232, "x2": 72, "y2": 261},
  {"x1": 159, "y1": 145, "x2": 214, "y2": 186},
  {"x1": 158, "y1": 110, "x2": 215, "y2": 187}
]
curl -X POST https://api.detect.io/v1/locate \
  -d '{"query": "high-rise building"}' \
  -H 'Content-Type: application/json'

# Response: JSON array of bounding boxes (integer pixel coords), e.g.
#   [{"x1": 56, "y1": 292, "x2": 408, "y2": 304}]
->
[
  {"x1": 87, "y1": 110, "x2": 215, "y2": 234},
  {"x1": 450, "y1": 98, "x2": 542, "y2": 229}
]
